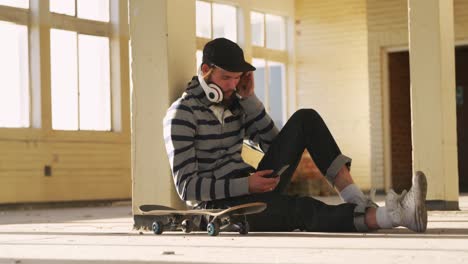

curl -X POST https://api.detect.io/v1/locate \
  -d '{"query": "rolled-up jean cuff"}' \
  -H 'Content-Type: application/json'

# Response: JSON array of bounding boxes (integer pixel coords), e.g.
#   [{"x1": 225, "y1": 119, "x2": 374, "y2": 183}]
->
[{"x1": 325, "y1": 154, "x2": 352, "y2": 184}]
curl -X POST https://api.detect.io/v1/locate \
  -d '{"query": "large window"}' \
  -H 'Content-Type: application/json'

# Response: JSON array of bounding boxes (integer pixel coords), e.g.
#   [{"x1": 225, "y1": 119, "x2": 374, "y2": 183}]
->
[
  {"x1": 50, "y1": 0, "x2": 111, "y2": 131},
  {"x1": 0, "y1": 0, "x2": 126, "y2": 132},
  {"x1": 251, "y1": 11, "x2": 288, "y2": 127},
  {"x1": 0, "y1": 3, "x2": 30, "y2": 128},
  {"x1": 0, "y1": 21, "x2": 29, "y2": 128}
]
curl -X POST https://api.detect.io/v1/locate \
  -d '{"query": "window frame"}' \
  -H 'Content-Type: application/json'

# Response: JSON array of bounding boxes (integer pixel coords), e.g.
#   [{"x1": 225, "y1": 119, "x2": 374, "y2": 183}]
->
[{"x1": 0, "y1": 0, "x2": 130, "y2": 142}]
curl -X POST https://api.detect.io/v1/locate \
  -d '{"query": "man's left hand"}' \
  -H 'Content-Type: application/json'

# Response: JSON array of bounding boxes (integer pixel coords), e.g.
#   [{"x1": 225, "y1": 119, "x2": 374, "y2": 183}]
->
[{"x1": 236, "y1": 71, "x2": 254, "y2": 98}]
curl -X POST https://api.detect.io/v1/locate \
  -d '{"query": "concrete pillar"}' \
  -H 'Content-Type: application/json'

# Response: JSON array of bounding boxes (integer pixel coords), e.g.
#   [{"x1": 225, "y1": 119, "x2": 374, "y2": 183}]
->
[
  {"x1": 408, "y1": 0, "x2": 459, "y2": 210},
  {"x1": 129, "y1": 0, "x2": 196, "y2": 212}
]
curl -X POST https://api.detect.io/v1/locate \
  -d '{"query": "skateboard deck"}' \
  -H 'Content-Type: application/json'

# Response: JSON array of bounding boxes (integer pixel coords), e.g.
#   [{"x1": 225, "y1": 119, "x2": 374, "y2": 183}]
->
[{"x1": 138, "y1": 202, "x2": 267, "y2": 236}]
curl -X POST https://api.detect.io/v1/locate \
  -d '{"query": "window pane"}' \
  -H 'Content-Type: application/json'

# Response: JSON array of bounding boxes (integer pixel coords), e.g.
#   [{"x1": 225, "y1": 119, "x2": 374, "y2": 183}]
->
[
  {"x1": 266, "y1": 14, "x2": 286, "y2": 50},
  {"x1": 78, "y1": 34, "x2": 111, "y2": 131},
  {"x1": 0, "y1": 0, "x2": 28, "y2": 8},
  {"x1": 268, "y1": 61, "x2": 285, "y2": 127},
  {"x1": 251, "y1": 12, "x2": 264, "y2": 47},
  {"x1": 252, "y1": 58, "x2": 266, "y2": 104},
  {"x1": 77, "y1": 0, "x2": 109, "y2": 22},
  {"x1": 0, "y1": 22, "x2": 29, "y2": 127},
  {"x1": 196, "y1": 0, "x2": 211, "y2": 38},
  {"x1": 212, "y1": 3, "x2": 236, "y2": 41},
  {"x1": 50, "y1": 29, "x2": 78, "y2": 130},
  {"x1": 50, "y1": 0, "x2": 75, "y2": 16},
  {"x1": 196, "y1": 50, "x2": 202, "y2": 71}
]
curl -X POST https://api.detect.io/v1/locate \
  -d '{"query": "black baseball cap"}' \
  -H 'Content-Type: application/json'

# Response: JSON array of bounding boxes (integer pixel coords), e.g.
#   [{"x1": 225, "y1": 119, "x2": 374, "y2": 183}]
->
[{"x1": 202, "y1": 38, "x2": 256, "y2": 72}]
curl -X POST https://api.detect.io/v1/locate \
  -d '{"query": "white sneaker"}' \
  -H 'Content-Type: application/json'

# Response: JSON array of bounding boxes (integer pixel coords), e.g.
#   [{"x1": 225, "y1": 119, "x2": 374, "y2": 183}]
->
[{"x1": 385, "y1": 171, "x2": 428, "y2": 232}]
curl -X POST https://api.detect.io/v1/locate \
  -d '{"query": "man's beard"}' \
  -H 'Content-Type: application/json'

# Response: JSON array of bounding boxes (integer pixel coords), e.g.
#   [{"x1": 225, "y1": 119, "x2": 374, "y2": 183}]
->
[{"x1": 220, "y1": 92, "x2": 238, "y2": 108}]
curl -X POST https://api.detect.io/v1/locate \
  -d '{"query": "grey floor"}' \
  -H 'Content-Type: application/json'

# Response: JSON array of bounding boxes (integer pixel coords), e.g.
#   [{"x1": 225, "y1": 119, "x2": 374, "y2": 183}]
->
[{"x1": 0, "y1": 195, "x2": 467, "y2": 264}]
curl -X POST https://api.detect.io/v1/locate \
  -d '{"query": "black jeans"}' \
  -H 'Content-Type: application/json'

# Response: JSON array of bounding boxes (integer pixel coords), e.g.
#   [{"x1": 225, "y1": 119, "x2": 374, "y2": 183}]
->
[{"x1": 206, "y1": 109, "x2": 357, "y2": 232}]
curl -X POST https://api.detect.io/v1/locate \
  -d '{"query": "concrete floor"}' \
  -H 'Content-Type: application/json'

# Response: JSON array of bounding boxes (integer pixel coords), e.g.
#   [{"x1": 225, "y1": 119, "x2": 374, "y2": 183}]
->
[{"x1": 1, "y1": 195, "x2": 468, "y2": 264}]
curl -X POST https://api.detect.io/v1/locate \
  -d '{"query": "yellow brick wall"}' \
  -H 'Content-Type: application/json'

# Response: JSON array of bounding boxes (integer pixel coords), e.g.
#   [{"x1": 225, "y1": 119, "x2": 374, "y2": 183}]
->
[
  {"x1": 295, "y1": 0, "x2": 372, "y2": 189},
  {"x1": 0, "y1": 137, "x2": 131, "y2": 204},
  {"x1": 368, "y1": 0, "x2": 468, "y2": 190}
]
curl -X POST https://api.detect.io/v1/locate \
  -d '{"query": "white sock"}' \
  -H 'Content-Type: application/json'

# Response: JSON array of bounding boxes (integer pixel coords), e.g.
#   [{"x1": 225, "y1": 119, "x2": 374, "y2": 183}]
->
[
  {"x1": 340, "y1": 184, "x2": 366, "y2": 205},
  {"x1": 376, "y1": 207, "x2": 394, "y2": 229}
]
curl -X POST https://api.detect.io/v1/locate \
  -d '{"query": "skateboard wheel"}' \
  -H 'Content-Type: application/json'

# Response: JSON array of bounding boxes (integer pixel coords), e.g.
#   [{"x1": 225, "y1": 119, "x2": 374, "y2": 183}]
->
[
  {"x1": 152, "y1": 221, "x2": 163, "y2": 235},
  {"x1": 238, "y1": 221, "x2": 249, "y2": 235},
  {"x1": 207, "y1": 221, "x2": 220, "y2": 236},
  {"x1": 181, "y1": 219, "x2": 193, "y2": 233}
]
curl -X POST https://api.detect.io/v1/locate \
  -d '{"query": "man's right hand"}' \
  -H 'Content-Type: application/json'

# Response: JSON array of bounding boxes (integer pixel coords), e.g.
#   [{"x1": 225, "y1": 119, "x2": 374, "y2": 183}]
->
[{"x1": 248, "y1": 170, "x2": 280, "y2": 193}]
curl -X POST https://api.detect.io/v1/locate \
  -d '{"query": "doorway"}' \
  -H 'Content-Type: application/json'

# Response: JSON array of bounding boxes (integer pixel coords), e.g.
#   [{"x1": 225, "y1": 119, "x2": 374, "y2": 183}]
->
[{"x1": 387, "y1": 47, "x2": 468, "y2": 193}]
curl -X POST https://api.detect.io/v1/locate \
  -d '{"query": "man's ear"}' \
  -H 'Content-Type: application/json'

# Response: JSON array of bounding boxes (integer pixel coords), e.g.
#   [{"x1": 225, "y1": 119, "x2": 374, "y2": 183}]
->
[{"x1": 201, "y1": 63, "x2": 211, "y2": 74}]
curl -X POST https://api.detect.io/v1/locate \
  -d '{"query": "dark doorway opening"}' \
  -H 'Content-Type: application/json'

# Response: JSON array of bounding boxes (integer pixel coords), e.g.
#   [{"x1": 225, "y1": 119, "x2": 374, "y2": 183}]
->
[
  {"x1": 456, "y1": 46, "x2": 468, "y2": 192},
  {"x1": 388, "y1": 47, "x2": 468, "y2": 193},
  {"x1": 388, "y1": 51, "x2": 412, "y2": 193}
]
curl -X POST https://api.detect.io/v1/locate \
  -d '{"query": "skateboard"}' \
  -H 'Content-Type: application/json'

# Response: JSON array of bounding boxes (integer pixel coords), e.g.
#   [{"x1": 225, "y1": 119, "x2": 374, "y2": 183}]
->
[{"x1": 138, "y1": 202, "x2": 267, "y2": 236}]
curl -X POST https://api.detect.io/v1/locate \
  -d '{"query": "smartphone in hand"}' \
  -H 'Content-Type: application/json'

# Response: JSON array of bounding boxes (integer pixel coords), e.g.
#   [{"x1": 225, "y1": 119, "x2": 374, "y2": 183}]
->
[{"x1": 265, "y1": 164, "x2": 290, "y2": 178}]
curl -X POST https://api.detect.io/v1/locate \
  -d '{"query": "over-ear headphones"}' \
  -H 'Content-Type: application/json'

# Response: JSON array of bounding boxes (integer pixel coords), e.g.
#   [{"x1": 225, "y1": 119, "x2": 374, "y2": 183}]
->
[{"x1": 198, "y1": 68, "x2": 223, "y2": 103}]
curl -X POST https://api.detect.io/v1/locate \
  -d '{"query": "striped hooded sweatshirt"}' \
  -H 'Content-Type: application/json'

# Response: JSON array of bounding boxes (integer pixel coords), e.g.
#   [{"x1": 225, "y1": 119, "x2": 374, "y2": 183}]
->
[{"x1": 163, "y1": 77, "x2": 279, "y2": 202}]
